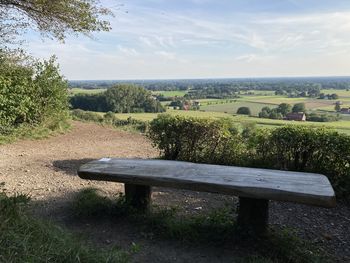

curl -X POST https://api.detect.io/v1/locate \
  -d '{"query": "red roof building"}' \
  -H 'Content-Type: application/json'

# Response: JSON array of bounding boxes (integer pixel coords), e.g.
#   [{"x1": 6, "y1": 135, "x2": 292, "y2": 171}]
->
[{"x1": 285, "y1": 112, "x2": 306, "y2": 121}]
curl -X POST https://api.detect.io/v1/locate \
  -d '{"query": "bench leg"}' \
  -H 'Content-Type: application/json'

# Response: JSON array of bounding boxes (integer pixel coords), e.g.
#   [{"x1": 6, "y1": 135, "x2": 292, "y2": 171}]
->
[
  {"x1": 237, "y1": 197, "x2": 269, "y2": 236},
  {"x1": 124, "y1": 184, "x2": 151, "y2": 212}
]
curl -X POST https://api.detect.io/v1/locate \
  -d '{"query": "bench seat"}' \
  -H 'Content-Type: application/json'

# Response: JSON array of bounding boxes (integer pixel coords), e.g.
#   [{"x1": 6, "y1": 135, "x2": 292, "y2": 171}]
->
[{"x1": 78, "y1": 158, "x2": 336, "y2": 234}]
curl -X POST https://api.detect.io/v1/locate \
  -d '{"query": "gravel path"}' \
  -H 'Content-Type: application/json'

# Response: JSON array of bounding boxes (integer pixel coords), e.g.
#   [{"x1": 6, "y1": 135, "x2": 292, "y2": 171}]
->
[
  {"x1": 0, "y1": 121, "x2": 349, "y2": 262},
  {"x1": 0, "y1": 121, "x2": 157, "y2": 213}
]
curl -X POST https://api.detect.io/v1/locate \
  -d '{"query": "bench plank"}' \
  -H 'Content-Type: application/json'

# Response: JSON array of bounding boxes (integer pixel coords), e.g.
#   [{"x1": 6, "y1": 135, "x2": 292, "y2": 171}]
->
[{"x1": 78, "y1": 158, "x2": 336, "y2": 208}]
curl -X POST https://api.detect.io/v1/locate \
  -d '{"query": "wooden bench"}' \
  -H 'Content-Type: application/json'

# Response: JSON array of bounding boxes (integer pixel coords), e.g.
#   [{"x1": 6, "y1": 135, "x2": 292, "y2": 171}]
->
[{"x1": 78, "y1": 158, "x2": 336, "y2": 235}]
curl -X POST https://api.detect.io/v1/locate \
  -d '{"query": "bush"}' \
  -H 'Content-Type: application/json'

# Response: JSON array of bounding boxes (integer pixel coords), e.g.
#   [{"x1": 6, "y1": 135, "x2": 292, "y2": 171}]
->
[
  {"x1": 71, "y1": 109, "x2": 104, "y2": 122},
  {"x1": 0, "y1": 51, "x2": 69, "y2": 135},
  {"x1": 306, "y1": 113, "x2": 340, "y2": 122},
  {"x1": 252, "y1": 126, "x2": 350, "y2": 199},
  {"x1": 148, "y1": 115, "x2": 350, "y2": 201},
  {"x1": 71, "y1": 110, "x2": 149, "y2": 133},
  {"x1": 237, "y1": 107, "x2": 251, "y2": 115},
  {"x1": 148, "y1": 114, "x2": 245, "y2": 165}
]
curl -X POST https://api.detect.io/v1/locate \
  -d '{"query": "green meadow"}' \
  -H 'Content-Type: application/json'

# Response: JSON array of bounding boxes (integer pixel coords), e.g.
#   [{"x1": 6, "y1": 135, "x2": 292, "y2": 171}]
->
[
  {"x1": 112, "y1": 109, "x2": 350, "y2": 135},
  {"x1": 152, "y1": 90, "x2": 189, "y2": 97},
  {"x1": 69, "y1": 88, "x2": 106, "y2": 95}
]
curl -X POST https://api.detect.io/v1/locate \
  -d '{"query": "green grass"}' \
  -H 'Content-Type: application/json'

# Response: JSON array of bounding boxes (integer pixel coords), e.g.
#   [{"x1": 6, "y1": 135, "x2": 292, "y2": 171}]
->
[
  {"x1": 321, "y1": 89, "x2": 350, "y2": 97},
  {"x1": 114, "y1": 109, "x2": 231, "y2": 121},
  {"x1": 201, "y1": 101, "x2": 274, "y2": 116},
  {"x1": 73, "y1": 107, "x2": 350, "y2": 135},
  {"x1": 0, "y1": 188, "x2": 129, "y2": 262},
  {"x1": 241, "y1": 90, "x2": 276, "y2": 96},
  {"x1": 71, "y1": 188, "x2": 331, "y2": 263},
  {"x1": 111, "y1": 109, "x2": 350, "y2": 135},
  {"x1": 152, "y1": 90, "x2": 188, "y2": 97},
  {"x1": 0, "y1": 120, "x2": 71, "y2": 145},
  {"x1": 69, "y1": 88, "x2": 106, "y2": 95}
]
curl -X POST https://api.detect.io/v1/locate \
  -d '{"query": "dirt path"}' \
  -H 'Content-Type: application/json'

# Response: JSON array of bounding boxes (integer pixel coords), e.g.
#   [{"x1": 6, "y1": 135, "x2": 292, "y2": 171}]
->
[
  {"x1": 0, "y1": 121, "x2": 157, "y2": 211},
  {"x1": 0, "y1": 121, "x2": 349, "y2": 262}
]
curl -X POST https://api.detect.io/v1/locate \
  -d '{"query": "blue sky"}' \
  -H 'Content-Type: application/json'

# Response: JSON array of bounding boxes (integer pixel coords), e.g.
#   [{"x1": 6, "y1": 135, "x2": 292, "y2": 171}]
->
[{"x1": 26, "y1": 0, "x2": 350, "y2": 80}]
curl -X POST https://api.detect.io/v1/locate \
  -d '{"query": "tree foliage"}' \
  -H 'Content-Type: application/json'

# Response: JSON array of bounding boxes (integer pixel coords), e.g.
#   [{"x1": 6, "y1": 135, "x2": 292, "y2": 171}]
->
[
  {"x1": 70, "y1": 84, "x2": 166, "y2": 113},
  {"x1": 0, "y1": 50, "x2": 68, "y2": 134},
  {"x1": 292, "y1": 103, "x2": 306, "y2": 113},
  {"x1": 0, "y1": 0, "x2": 112, "y2": 44},
  {"x1": 236, "y1": 107, "x2": 251, "y2": 115}
]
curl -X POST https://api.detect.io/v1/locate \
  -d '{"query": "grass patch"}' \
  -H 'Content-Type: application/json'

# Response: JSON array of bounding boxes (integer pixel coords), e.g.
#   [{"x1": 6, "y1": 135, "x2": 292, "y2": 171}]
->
[
  {"x1": 71, "y1": 188, "x2": 332, "y2": 263},
  {"x1": 0, "y1": 120, "x2": 71, "y2": 145},
  {"x1": 69, "y1": 88, "x2": 107, "y2": 95},
  {"x1": 74, "y1": 108, "x2": 350, "y2": 135},
  {"x1": 200, "y1": 101, "x2": 273, "y2": 116},
  {"x1": 0, "y1": 186, "x2": 129, "y2": 263},
  {"x1": 152, "y1": 90, "x2": 188, "y2": 97}
]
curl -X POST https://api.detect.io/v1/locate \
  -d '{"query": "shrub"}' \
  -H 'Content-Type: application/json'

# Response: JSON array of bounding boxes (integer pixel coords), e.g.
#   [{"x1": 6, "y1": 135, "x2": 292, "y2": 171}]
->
[
  {"x1": 237, "y1": 107, "x2": 251, "y2": 115},
  {"x1": 71, "y1": 109, "x2": 104, "y2": 122},
  {"x1": 247, "y1": 126, "x2": 350, "y2": 200},
  {"x1": 148, "y1": 115, "x2": 350, "y2": 201},
  {"x1": 0, "y1": 51, "x2": 68, "y2": 135},
  {"x1": 148, "y1": 114, "x2": 245, "y2": 165}
]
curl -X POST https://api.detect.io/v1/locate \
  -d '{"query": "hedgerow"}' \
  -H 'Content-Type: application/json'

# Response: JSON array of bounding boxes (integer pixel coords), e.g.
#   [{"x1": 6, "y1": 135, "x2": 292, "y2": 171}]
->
[{"x1": 148, "y1": 114, "x2": 350, "y2": 201}]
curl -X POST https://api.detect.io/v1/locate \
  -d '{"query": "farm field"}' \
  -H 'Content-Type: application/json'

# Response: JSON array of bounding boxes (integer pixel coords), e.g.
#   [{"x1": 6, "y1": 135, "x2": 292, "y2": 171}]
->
[
  {"x1": 69, "y1": 88, "x2": 106, "y2": 95},
  {"x1": 321, "y1": 89, "x2": 350, "y2": 97},
  {"x1": 152, "y1": 90, "x2": 188, "y2": 97},
  {"x1": 200, "y1": 101, "x2": 273, "y2": 115},
  {"x1": 112, "y1": 109, "x2": 350, "y2": 135}
]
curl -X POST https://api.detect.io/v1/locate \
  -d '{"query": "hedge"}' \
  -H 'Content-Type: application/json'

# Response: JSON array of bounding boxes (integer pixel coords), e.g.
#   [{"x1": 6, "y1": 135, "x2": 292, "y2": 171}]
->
[{"x1": 148, "y1": 114, "x2": 350, "y2": 201}]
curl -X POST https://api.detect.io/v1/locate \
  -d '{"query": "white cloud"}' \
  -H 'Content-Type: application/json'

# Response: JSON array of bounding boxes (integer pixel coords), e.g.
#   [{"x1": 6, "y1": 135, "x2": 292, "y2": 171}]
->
[
  {"x1": 118, "y1": 45, "x2": 139, "y2": 56},
  {"x1": 155, "y1": 51, "x2": 176, "y2": 60},
  {"x1": 24, "y1": 3, "x2": 350, "y2": 79}
]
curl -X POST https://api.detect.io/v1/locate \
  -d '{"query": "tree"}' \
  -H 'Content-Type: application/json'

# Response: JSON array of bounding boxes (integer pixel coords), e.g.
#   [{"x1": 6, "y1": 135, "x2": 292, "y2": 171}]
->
[
  {"x1": 292, "y1": 103, "x2": 306, "y2": 113},
  {"x1": 330, "y1": 93, "x2": 339, "y2": 100},
  {"x1": 258, "y1": 106, "x2": 271, "y2": 118},
  {"x1": 335, "y1": 102, "x2": 341, "y2": 112},
  {"x1": 269, "y1": 110, "x2": 283, "y2": 120},
  {"x1": 277, "y1": 103, "x2": 292, "y2": 116},
  {"x1": 104, "y1": 84, "x2": 165, "y2": 113},
  {"x1": 237, "y1": 107, "x2": 251, "y2": 115},
  {"x1": 0, "y1": 0, "x2": 113, "y2": 44},
  {"x1": 0, "y1": 51, "x2": 68, "y2": 133}
]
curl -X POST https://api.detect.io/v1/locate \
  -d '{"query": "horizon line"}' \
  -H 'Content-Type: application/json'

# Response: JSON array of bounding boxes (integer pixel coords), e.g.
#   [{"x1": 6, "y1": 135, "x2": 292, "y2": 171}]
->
[{"x1": 68, "y1": 75, "x2": 350, "y2": 82}]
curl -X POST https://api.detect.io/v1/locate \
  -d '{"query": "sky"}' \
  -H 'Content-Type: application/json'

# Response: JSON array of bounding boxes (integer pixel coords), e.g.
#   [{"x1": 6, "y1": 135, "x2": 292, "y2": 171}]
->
[{"x1": 25, "y1": 0, "x2": 350, "y2": 80}]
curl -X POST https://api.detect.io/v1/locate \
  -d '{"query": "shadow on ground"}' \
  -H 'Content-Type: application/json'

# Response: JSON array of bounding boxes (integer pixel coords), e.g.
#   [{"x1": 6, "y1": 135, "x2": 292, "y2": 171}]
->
[{"x1": 52, "y1": 158, "x2": 95, "y2": 176}]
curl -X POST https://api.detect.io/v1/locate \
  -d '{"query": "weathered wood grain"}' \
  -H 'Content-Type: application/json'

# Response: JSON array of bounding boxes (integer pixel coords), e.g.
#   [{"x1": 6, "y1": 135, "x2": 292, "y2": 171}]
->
[{"x1": 78, "y1": 158, "x2": 336, "y2": 208}]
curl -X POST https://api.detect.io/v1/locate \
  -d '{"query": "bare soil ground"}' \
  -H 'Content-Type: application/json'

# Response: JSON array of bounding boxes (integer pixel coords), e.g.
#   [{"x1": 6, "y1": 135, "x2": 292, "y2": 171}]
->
[{"x1": 0, "y1": 121, "x2": 349, "y2": 262}]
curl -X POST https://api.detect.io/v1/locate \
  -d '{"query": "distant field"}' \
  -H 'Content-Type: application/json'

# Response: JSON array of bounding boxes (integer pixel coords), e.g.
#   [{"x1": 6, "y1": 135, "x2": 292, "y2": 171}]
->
[
  {"x1": 152, "y1": 90, "x2": 188, "y2": 97},
  {"x1": 321, "y1": 89, "x2": 350, "y2": 97},
  {"x1": 241, "y1": 90, "x2": 276, "y2": 96},
  {"x1": 69, "y1": 88, "x2": 106, "y2": 95},
  {"x1": 200, "y1": 101, "x2": 273, "y2": 116},
  {"x1": 109, "y1": 109, "x2": 350, "y2": 135},
  {"x1": 114, "y1": 109, "x2": 230, "y2": 121}
]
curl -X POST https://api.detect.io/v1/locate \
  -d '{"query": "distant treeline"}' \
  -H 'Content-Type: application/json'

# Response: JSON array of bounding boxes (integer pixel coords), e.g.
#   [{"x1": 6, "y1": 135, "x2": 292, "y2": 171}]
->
[
  {"x1": 70, "y1": 84, "x2": 165, "y2": 113},
  {"x1": 69, "y1": 77, "x2": 350, "y2": 92}
]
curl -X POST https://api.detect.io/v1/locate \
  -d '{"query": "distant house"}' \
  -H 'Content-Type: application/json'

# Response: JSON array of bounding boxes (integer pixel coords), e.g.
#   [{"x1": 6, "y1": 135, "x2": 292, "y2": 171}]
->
[
  {"x1": 340, "y1": 108, "x2": 350, "y2": 114},
  {"x1": 285, "y1": 112, "x2": 306, "y2": 121}
]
